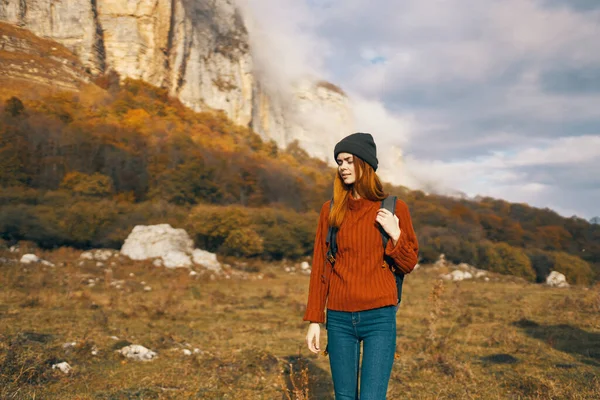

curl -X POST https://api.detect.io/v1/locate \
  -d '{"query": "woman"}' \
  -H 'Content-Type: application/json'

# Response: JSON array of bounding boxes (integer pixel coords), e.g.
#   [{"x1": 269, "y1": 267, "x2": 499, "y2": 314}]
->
[{"x1": 303, "y1": 132, "x2": 419, "y2": 400}]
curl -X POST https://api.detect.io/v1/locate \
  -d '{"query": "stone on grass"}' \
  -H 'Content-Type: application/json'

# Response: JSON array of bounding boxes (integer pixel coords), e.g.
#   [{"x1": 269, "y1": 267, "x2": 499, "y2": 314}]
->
[
  {"x1": 300, "y1": 261, "x2": 310, "y2": 270},
  {"x1": 182, "y1": 349, "x2": 192, "y2": 356},
  {"x1": 546, "y1": 271, "x2": 569, "y2": 288},
  {"x1": 153, "y1": 259, "x2": 163, "y2": 267},
  {"x1": 20, "y1": 254, "x2": 40, "y2": 264},
  {"x1": 52, "y1": 362, "x2": 72, "y2": 374},
  {"x1": 117, "y1": 344, "x2": 157, "y2": 361},
  {"x1": 41, "y1": 260, "x2": 55, "y2": 267},
  {"x1": 121, "y1": 224, "x2": 194, "y2": 262},
  {"x1": 441, "y1": 270, "x2": 473, "y2": 282},
  {"x1": 192, "y1": 249, "x2": 222, "y2": 272}
]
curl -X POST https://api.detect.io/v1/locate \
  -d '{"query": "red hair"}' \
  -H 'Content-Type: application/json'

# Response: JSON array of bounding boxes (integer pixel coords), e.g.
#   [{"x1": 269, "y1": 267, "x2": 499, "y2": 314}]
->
[{"x1": 328, "y1": 156, "x2": 387, "y2": 228}]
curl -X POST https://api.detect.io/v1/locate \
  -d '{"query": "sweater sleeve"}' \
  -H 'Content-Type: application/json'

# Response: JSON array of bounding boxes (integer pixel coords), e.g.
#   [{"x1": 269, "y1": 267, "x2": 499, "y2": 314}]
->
[
  {"x1": 302, "y1": 201, "x2": 331, "y2": 323},
  {"x1": 385, "y1": 199, "x2": 419, "y2": 274}
]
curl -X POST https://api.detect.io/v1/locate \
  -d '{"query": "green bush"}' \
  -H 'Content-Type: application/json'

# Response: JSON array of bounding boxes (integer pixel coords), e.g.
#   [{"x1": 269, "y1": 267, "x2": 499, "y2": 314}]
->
[
  {"x1": 549, "y1": 251, "x2": 594, "y2": 285},
  {"x1": 220, "y1": 228, "x2": 264, "y2": 257},
  {"x1": 478, "y1": 241, "x2": 536, "y2": 281}
]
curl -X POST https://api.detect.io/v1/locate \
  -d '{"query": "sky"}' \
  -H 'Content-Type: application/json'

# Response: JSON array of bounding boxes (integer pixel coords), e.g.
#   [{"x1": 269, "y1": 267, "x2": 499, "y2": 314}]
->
[{"x1": 240, "y1": 0, "x2": 600, "y2": 220}]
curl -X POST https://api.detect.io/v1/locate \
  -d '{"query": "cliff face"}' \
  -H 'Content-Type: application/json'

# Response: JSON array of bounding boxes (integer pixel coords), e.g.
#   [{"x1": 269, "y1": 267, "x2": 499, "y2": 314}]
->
[{"x1": 0, "y1": 0, "x2": 351, "y2": 160}]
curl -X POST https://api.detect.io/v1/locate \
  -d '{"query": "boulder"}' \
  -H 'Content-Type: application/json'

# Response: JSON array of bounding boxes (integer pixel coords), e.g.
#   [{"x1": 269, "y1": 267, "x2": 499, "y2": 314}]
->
[
  {"x1": 120, "y1": 224, "x2": 222, "y2": 271},
  {"x1": 192, "y1": 249, "x2": 222, "y2": 272},
  {"x1": 121, "y1": 224, "x2": 194, "y2": 261},
  {"x1": 117, "y1": 344, "x2": 157, "y2": 361},
  {"x1": 546, "y1": 271, "x2": 569, "y2": 288},
  {"x1": 20, "y1": 254, "x2": 40, "y2": 264}
]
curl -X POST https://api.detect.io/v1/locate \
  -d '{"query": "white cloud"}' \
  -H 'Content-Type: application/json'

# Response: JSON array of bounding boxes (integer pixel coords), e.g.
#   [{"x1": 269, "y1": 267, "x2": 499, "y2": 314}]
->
[{"x1": 238, "y1": 0, "x2": 600, "y2": 218}]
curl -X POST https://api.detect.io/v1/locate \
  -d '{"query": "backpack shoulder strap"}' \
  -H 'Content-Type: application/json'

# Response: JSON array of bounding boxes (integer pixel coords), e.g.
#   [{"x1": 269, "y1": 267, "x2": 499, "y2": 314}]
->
[
  {"x1": 380, "y1": 196, "x2": 397, "y2": 249},
  {"x1": 326, "y1": 199, "x2": 337, "y2": 264}
]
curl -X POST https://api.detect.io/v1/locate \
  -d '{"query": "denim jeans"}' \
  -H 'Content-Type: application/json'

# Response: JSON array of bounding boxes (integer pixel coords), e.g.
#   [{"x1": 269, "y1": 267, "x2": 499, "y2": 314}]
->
[{"x1": 326, "y1": 305, "x2": 396, "y2": 400}]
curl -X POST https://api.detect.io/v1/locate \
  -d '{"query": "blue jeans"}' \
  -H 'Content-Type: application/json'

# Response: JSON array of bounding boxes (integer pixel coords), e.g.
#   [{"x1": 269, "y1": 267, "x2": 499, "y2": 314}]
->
[{"x1": 326, "y1": 305, "x2": 396, "y2": 400}]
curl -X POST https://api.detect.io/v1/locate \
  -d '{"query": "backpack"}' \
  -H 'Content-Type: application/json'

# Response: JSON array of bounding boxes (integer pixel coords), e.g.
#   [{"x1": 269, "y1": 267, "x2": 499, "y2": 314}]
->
[{"x1": 325, "y1": 195, "x2": 405, "y2": 307}]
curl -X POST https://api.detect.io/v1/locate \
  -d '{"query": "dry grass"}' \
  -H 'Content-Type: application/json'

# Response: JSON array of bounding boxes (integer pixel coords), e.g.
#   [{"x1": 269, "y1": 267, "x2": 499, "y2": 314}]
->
[{"x1": 1, "y1": 246, "x2": 599, "y2": 399}]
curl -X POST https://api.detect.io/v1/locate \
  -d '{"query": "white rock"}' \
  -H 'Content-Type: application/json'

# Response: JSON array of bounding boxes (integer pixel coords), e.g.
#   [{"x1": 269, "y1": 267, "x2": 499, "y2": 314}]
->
[
  {"x1": 284, "y1": 267, "x2": 291, "y2": 273},
  {"x1": 129, "y1": 273, "x2": 134, "y2": 277},
  {"x1": 41, "y1": 260, "x2": 55, "y2": 267},
  {"x1": 9, "y1": 245, "x2": 19, "y2": 253},
  {"x1": 153, "y1": 259, "x2": 163, "y2": 267},
  {"x1": 434, "y1": 254, "x2": 448, "y2": 268},
  {"x1": 441, "y1": 270, "x2": 473, "y2": 282},
  {"x1": 20, "y1": 254, "x2": 39, "y2": 264},
  {"x1": 140, "y1": 281, "x2": 146, "y2": 285},
  {"x1": 121, "y1": 224, "x2": 194, "y2": 261},
  {"x1": 117, "y1": 345, "x2": 157, "y2": 361},
  {"x1": 182, "y1": 349, "x2": 192, "y2": 356},
  {"x1": 80, "y1": 251, "x2": 94, "y2": 260},
  {"x1": 144, "y1": 286, "x2": 152, "y2": 292},
  {"x1": 110, "y1": 336, "x2": 119, "y2": 340},
  {"x1": 546, "y1": 271, "x2": 570, "y2": 288},
  {"x1": 52, "y1": 362, "x2": 72, "y2": 374},
  {"x1": 91, "y1": 346, "x2": 99, "y2": 356},
  {"x1": 475, "y1": 270, "x2": 488, "y2": 278},
  {"x1": 189, "y1": 270, "x2": 198, "y2": 276},
  {"x1": 193, "y1": 348, "x2": 202, "y2": 354},
  {"x1": 163, "y1": 250, "x2": 192, "y2": 268},
  {"x1": 62, "y1": 341, "x2": 77, "y2": 349},
  {"x1": 300, "y1": 261, "x2": 310, "y2": 270},
  {"x1": 192, "y1": 249, "x2": 222, "y2": 272}
]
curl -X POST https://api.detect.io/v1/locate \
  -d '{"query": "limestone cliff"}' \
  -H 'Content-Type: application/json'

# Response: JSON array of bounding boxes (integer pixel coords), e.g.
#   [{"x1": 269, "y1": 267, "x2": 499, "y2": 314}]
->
[{"x1": 0, "y1": 0, "x2": 351, "y2": 161}]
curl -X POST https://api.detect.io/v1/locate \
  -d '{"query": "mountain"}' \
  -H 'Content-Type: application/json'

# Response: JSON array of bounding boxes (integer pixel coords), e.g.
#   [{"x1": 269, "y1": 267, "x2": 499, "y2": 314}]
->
[{"x1": 0, "y1": 0, "x2": 352, "y2": 162}]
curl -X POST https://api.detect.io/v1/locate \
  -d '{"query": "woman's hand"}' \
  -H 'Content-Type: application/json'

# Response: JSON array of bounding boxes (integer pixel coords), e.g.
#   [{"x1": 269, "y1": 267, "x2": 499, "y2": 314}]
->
[
  {"x1": 306, "y1": 323, "x2": 321, "y2": 354},
  {"x1": 376, "y1": 208, "x2": 401, "y2": 245}
]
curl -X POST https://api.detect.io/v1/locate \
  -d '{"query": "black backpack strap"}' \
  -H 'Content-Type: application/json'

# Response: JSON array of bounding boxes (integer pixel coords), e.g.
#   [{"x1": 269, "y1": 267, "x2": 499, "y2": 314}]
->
[
  {"x1": 325, "y1": 199, "x2": 337, "y2": 265},
  {"x1": 379, "y1": 196, "x2": 397, "y2": 249}
]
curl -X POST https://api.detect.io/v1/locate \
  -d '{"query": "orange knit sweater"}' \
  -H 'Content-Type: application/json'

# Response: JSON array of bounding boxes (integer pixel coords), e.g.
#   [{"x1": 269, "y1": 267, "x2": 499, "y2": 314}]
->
[{"x1": 303, "y1": 196, "x2": 419, "y2": 323}]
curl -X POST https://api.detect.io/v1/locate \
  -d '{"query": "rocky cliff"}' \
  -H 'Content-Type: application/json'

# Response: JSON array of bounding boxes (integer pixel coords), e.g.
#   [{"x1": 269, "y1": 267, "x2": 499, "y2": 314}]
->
[{"x1": 0, "y1": 0, "x2": 351, "y2": 161}]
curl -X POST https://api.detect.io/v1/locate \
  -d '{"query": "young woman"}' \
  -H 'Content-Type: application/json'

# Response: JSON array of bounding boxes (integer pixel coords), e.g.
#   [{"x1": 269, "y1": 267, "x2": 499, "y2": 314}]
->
[{"x1": 303, "y1": 132, "x2": 419, "y2": 399}]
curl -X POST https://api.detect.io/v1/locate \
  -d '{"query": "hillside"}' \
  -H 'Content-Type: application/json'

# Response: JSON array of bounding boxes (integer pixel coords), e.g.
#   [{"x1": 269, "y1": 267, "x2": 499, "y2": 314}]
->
[
  {"x1": 0, "y1": 1, "x2": 353, "y2": 162},
  {"x1": 0, "y1": 74, "x2": 599, "y2": 286}
]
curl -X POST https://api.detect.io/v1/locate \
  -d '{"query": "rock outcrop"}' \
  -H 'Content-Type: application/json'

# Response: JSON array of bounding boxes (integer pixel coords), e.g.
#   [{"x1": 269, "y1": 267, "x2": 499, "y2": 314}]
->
[
  {"x1": 0, "y1": 0, "x2": 352, "y2": 160},
  {"x1": 120, "y1": 223, "x2": 222, "y2": 271}
]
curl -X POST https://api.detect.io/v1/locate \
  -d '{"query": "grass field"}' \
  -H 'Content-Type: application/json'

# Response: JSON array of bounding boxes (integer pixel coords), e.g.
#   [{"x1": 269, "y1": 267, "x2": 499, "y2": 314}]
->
[{"x1": 1, "y1": 246, "x2": 599, "y2": 399}]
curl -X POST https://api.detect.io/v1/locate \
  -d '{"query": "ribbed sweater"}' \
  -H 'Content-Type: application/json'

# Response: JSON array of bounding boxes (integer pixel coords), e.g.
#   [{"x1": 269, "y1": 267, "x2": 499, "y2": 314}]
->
[{"x1": 303, "y1": 196, "x2": 419, "y2": 323}]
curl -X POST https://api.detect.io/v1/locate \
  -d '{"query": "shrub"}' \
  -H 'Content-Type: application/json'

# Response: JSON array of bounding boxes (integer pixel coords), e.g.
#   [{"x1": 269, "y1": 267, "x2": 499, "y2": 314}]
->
[
  {"x1": 478, "y1": 241, "x2": 536, "y2": 281},
  {"x1": 220, "y1": 228, "x2": 264, "y2": 257},
  {"x1": 549, "y1": 251, "x2": 594, "y2": 285},
  {"x1": 60, "y1": 171, "x2": 114, "y2": 197}
]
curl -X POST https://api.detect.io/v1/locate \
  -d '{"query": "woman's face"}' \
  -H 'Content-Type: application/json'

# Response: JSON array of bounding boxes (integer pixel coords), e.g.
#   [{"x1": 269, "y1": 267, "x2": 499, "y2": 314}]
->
[{"x1": 336, "y1": 152, "x2": 356, "y2": 185}]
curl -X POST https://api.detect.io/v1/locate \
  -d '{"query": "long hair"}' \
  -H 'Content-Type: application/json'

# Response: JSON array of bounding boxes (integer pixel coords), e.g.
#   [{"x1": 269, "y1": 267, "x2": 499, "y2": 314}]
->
[{"x1": 328, "y1": 156, "x2": 387, "y2": 228}]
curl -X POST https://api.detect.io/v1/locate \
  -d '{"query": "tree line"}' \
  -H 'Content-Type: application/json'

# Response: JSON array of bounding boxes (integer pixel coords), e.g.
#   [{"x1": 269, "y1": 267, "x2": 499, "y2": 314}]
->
[{"x1": 0, "y1": 78, "x2": 598, "y2": 284}]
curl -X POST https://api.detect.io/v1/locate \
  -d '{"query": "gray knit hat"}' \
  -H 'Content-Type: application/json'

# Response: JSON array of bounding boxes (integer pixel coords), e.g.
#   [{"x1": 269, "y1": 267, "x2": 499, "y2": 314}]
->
[{"x1": 334, "y1": 132, "x2": 378, "y2": 171}]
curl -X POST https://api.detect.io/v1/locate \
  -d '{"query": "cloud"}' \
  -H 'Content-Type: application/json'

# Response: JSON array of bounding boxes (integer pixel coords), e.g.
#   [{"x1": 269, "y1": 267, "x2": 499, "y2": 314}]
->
[{"x1": 238, "y1": 0, "x2": 600, "y2": 218}]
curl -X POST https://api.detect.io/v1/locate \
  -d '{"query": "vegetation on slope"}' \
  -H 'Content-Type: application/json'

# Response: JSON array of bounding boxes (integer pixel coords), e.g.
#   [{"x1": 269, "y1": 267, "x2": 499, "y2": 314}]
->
[{"x1": 0, "y1": 77, "x2": 598, "y2": 283}]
